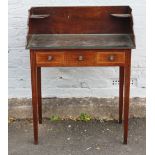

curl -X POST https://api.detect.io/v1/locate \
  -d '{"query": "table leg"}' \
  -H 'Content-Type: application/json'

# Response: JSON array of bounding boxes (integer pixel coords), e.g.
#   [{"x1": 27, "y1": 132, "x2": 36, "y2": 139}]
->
[
  {"x1": 37, "y1": 67, "x2": 42, "y2": 124},
  {"x1": 30, "y1": 51, "x2": 39, "y2": 144},
  {"x1": 119, "y1": 66, "x2": 124, "y2": 123},
  {"x1": 123, "y1": 51, "x2": 131, "y2": 144}
]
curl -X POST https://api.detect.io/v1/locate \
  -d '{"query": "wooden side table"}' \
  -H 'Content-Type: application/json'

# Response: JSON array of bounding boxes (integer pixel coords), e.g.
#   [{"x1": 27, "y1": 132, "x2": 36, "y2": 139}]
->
[{"x1": 27, "y1": 6, "x2": 135, "y2": 145}]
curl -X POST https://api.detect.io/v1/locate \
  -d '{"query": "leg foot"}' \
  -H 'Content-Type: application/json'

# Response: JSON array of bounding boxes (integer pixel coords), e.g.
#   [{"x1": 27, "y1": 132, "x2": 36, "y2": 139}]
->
[
  {"x1": 123, "y1": 51, "x2": 131, "y2": 144},
  {"x1": 37, "y1": 67, "x2": 42, "y2": 124},
  {"x1": 119, "y1": 66, "x2": 124, "y2": 124},
  {"x1": 30, "y1": 51, "x2": 39, "y2": 144}
]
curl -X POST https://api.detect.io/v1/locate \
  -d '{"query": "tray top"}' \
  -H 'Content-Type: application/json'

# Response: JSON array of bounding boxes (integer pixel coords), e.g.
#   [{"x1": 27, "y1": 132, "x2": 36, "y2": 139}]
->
[
  {"x1": 26, "y1": 34, "x2": 135, "y2": 49},
  {"x1": 27, "y1": 6, "x2": 135, "y2": 50}
]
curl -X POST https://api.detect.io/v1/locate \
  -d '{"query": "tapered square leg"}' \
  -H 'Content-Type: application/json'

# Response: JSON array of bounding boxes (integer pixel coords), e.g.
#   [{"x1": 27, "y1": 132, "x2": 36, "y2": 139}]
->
[
  {"x1": 37, "y1": 67, "x2": 42, "y2": 124},
  {"x1": 119, "y1": 66, "x2": 124, "y2": 124},
  {"x1": 30, "y1": 51, "x2": 39, "y2": 145},
  {"x1": 123, "y1": 51, "x2": 131, "y2": 144}
]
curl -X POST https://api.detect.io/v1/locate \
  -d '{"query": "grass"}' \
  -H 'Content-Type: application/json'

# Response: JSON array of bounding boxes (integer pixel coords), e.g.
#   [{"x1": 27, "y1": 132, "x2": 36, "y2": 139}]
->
[
  {"x1": 78, "y1": 113, "x2": 92, "y2": 122},
  {"x1": 50, "y1": 113, "x2": 92, "y2": 122},
  {"x1": 50, "y1": 115, "x2": 61, "y2": 122}
]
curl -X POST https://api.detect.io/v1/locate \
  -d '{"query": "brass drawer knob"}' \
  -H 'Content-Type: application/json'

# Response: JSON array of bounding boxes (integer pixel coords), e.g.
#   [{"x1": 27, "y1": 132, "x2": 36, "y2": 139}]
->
[
  {"x1": 108, "y1": 55, "x2": 115, "y2": 61},
  {"x1": 78, "y1": 55, "x2": 84, "y2": 61},
  {"x1": 47, "y1": 56, "x2": 53, "y2": 61}
]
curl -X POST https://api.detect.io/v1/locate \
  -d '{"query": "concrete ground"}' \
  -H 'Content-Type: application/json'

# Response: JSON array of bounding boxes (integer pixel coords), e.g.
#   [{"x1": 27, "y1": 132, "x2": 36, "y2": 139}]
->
[
  {"x1": 9, "y1": 98, "x2": 146, "y2": 120},
  {"x1": 9, "y1": 118, "x2": 145, "y2": 155}
]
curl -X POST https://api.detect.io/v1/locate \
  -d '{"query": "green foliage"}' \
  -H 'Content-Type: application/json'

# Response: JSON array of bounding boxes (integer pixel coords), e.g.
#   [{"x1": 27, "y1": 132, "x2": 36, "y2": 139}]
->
[
  {"x1": 50, "y1": 115, "x2": 61, "y2": 122},
  {"x1": 79, "y1": 113, "x2": 92, "y2": 122}
]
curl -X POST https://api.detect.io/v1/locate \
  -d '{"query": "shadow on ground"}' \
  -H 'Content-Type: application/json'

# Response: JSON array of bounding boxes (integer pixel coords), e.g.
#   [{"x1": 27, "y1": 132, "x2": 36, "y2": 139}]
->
[{"x1": 9, "y1": 118, "x2": 145, "y2": 155}]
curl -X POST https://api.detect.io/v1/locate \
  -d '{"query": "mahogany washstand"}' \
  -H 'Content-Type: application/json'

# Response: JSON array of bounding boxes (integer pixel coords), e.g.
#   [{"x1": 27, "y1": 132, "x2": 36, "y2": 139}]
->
[{"x1": 26, "y1": 6, "x2": 136, "y2": 144}]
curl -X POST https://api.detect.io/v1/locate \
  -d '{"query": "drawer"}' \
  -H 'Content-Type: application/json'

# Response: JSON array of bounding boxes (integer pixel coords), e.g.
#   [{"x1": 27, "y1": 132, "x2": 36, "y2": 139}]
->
[
  {"x1": 96, "y1": 52, "x2": 125, "y2": 65},
  {"x1": 65, "y1": 51, "x2": 95, "y2": 66},
  {"x1": 36, "y1": 52, "x2": 64, "y2": 66}
]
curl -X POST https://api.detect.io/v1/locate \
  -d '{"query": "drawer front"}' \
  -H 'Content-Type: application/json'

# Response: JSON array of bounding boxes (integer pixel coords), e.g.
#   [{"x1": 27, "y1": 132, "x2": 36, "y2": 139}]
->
[
  {"x1": 65, "y1": 51, "x2": 95, "y2": 66},
  {"x1": 35, "y1": 50, "x2": 125, "y2": 66},
  {"x1": 36, "y1": 52, "x2": 64, "y2": 66},
  {"x1": 96, "y1": 52, "x2": 125, "y2": 65}
]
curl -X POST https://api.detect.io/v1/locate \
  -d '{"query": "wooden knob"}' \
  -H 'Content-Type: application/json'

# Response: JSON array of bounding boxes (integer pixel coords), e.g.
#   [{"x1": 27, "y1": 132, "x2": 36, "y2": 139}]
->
[
  {"x1": 108, "y1": 55, "x2": 115, "y2": 61},
  {"x1": 48, "y1": 56, "x2": 53, "y2": 61},
  {"x1": 78, "y1": 56, "x2": 84, "y2": 61}
]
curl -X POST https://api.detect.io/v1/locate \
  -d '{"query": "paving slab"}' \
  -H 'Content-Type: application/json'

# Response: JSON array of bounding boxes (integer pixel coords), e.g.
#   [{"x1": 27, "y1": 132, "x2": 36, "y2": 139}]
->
[{"x1": 9, "y1": 118, "x2": 145, "y2": 155}]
